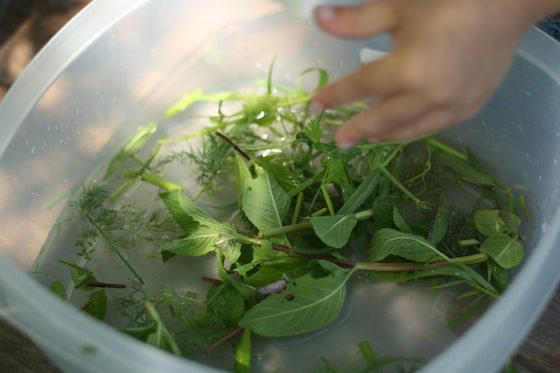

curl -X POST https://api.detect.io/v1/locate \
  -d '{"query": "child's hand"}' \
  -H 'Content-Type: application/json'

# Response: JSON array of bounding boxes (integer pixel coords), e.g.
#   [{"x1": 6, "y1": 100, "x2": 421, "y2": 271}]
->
[{"x1": 311, "y1": 0, "x2": 551, "y2": 147}]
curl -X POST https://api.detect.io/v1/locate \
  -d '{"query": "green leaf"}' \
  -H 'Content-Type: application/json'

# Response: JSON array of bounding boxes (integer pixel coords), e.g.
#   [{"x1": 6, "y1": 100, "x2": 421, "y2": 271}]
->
[
  {"x1": 479, "y1": 236, "x2": 524, "y2": 269},
  {"x1": 49, "y1": 280, "x2": 67, "y2": 301},
  {"x1": 297, "y1": 67, "x2": 329, "y2": 95},
  {"x1": 241, "y1": 163, "x2": 290, "y2": 230},
  {"x1": 103, "y1": 123, "x2": 158, "y2": 180},
  {"x1": 61, "y1": 261, "x2": 95, "y2": 290},
  {"x1": 372, "y1": 197, "x2": 394, "y2": 229},
  {"x1": 430, "y1": 201, "x2": 448, "y2": 244},
  {"x1": 165, "y1": 89, "x2": 232, "y2": 119},
  {"x1": 392, "y1": 206, "x2": 412, "y2": 234},
  {"x1": 84, "y1": 290, "x2": 107, "y2": 320},
  {"x1": 160, "y1": 189, "x2": 221, "y2": 236},
  {"x1": 233, "y1": 329, "x2": 251, "y2": 373},
  {"x1": 474, "y1": 209, "x2": 520, "y2": 238},
  {"x1": 310, "y1": 214, "x2": 358, "y2": 249},
  {"x1": 207, "y1": 283, "x2": 246, "y2": 323},
  {"x1": 440, "y1": 152, "x2": 497, "y2": 187},
  {"x1": 338, "y1": 171, "x2": 379, "y2": 215},
  {"x1": 160, "y1": 226, "x2": 218, "y2": 257},
  {"x1": 238, "y1": 265, "x2": 352, "y2": 337},
  {"x1": 369, "y1": 228, "x2": 447, "y2": 263}
]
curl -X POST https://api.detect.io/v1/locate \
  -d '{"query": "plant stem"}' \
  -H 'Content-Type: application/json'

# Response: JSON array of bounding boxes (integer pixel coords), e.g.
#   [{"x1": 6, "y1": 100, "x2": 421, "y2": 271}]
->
[
  {"x1": 140, "y1": 171, "x2": 182, "y2": 191},
  {"x1": 425, "y1": 138, "x2": 468, "y2": 160},
  {"x1": 291, "y1": 192, "x2": 304, "y2": 225},
  {"x1": 378, "y1": 164, "x2": 425, "y2": 208},
  {"x1": 205, "y1": 327, "x2": 244, "y2": 354},
  {"x1": 271, "y1": 242, "x2": 488, "y2": 272},
  {"x1": 86, "y1": 217, "x2": 144, "y2": 284},
  {"x1": 321, "y1": 184, "x2": 335, "y2": 216}
]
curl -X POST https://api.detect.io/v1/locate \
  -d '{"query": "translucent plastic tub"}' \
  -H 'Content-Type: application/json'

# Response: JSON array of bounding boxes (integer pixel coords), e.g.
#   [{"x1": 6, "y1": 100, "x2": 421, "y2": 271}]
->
[{"x1": 2, "y1": 1, "x2": 560, "y2": 372}]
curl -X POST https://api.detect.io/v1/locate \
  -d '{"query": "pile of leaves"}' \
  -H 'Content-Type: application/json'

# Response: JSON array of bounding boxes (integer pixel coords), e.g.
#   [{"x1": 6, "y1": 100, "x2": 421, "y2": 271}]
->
[{"x1": 48, "y1": 65, "x2": 527, "y2": 372}]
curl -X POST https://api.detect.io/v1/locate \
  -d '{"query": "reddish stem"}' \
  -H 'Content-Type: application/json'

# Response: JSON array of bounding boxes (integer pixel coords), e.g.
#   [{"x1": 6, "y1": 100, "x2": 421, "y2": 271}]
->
[
  {"x1": 205, "y1": 327, "x2": 244, "y2": 354},
  {"x1": 86, "y1": 281, "x2": 127, "y2": 289}
]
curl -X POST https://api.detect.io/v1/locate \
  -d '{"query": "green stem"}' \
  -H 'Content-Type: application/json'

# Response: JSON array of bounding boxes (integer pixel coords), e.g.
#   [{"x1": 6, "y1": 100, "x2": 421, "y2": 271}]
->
[
  {"x1": 355, "y1": 253, "x2": 488, "y2": 272},
  {"x1": 291, "y1": 192, "x2": 304, "y2": 225},
  {"x1": 86, "y1": 217, "x2": 144, "y2": 284},
  {"x1": 140, "y1": 172, "x2": 182, "y2": 191},
  {"x1": 378, "y1": 164, "x2": 425, "y2": 208},
  {"x1": 272, "y1": 243, "x2": 489, "y2": 272},
  {"x1": 261, "y1": 208, "x2": 374, "y2": 238},
  {"x1": 321, "y1": 184, "x2": 335, "y2": 216},
  {"x1": 259, "y1": 222, "x2": 312, "y2": 238},
  {"x1": 425, "y1": 138, "x2": 468, "y2": 160}
]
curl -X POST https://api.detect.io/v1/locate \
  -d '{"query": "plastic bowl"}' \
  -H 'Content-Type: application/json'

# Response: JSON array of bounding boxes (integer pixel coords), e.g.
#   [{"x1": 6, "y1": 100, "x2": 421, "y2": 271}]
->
[{"x1": 2, "y1": 1, "x2": 560, "y2": 372}]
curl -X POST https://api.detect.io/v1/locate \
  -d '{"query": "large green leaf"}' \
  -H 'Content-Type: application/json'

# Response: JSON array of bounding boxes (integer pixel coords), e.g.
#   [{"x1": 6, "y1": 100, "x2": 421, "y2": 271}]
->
[
  {"x1": 310, "y1": 214, "x2": 358, "y2": 249},
  {"x1": 241, "y1": 163, "x2": 290, "y2": 230},
  {"x1": 369, "y1": 228, "x2": 447, "y2": 263},
  {"x1": 479, "y1": 236, "x2": 524, "y2": 269},
  {"x1": 239, "y1": 265, "x2": 351, "y2": 337}
]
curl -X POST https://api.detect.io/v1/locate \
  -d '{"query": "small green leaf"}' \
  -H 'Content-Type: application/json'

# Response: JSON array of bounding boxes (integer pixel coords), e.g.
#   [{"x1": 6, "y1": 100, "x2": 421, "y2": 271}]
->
[
  {"x1": 161, "y1": 189, "x2": 220, "y2": 229},
  {"x1": 161, "y1": 226, "x2": 218, "y2": 257},
  {"x1": 474, "y1": 209, "x2": 515, "y2": 237},
  {"x1": 103, "y1": 123, "x2": 158, "y2": 180},
  {"x1": 310, "y1": 214, "x2": 358, "y2": 249},
  {"x1": 479, "y1": 236, "x2": 524, "y2": 269},
  {"x1": 233, "y1": 329, "x2": 251, "y2": 373},
  {"x1": 207, "y1": 283, "x2": 246, "y2": 323},
  {"x1": 369, "y1": 228, "x2": 447, "y2": 263},
  {"x1": 430, "y1": 202, "x2": 448, "y2": 244},
  {"x1": 165, "y1": 89, "x2": 232, "y2": 118},
  {"x1": 49, "y1": 280, "x2": 67, "y2": 301},
  {"x1": 338, "y1": 171, "x2": 380, "y2": 215},
  {"x1": 297, "y1": 67, "x2": 329, "y2": 94},
  {"x1": 84, "y1": 290, "x2": 107, "y2": 320},
  {"x1": 392, "y1": 206, "x2": 412, "y2": 234},
  {"x1": 239, "y1": 266, "x2": 352, "y2": 337}
]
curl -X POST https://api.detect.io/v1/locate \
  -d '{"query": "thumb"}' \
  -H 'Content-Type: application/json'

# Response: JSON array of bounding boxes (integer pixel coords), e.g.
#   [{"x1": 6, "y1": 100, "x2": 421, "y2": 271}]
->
[{"x1": 314, "y1": 1, "x2": 395, "y2": 38}]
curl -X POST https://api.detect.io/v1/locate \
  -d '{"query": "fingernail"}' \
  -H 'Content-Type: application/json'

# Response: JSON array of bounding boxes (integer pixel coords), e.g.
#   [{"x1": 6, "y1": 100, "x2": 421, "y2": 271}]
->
[{"x1": 315, "y1": 6, "x2": 337, "y2": 22}]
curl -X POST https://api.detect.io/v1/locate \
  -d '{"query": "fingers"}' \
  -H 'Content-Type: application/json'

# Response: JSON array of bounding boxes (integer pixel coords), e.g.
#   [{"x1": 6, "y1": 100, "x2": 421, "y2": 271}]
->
[
  {"x1": 314, "y1": 1, "x2": 395, "y2": 38},
  {"x1": 334, "y1": 92, "x2": 431, "y2": 147},
  {"x1": 312, "y1": 57, "x2": 399, "y2": 109},
  {"x1": 371, "y1": 108, "x2": 455, "y2": 142}
]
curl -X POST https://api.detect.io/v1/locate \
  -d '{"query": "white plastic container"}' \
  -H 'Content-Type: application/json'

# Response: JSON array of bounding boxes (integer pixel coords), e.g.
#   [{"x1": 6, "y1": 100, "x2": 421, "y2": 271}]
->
[{"x1": 2, "y1": 1, "x2": 560, "y2": 372}]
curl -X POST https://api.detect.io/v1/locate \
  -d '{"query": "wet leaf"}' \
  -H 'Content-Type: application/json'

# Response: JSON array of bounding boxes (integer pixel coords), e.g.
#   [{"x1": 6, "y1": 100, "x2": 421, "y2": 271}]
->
[
  {"x1": 480, "y1": 236, "x2": 524, "y2": 269},
  {"x1": 310, "y1": 214, "x2": 358, "y2": 249},
  {"x1": 369, "y1": 228, "x2": 446, "y2": 263},
  {"x1": 241, "y1": 163, "x2": 290, "y2": 230},
  {"x1": 239, "y1": 265, "x2": 352, "y2": 337},
  {"x1": 103, "y1": 123, "x2": 158, "y2": 180}
]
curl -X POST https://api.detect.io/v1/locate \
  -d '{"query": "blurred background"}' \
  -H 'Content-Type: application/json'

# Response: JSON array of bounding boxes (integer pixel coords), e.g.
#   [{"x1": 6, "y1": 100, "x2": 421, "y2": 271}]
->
[{"x1": 1, "y1": 1, "x2": 559, "y2": 372}]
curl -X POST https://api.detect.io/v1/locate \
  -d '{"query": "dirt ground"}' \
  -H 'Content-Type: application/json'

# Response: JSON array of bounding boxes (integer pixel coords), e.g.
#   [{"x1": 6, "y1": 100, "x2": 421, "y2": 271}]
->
[{"x1": 0, "y1": 0, "x2": 91, "y2": 99}]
